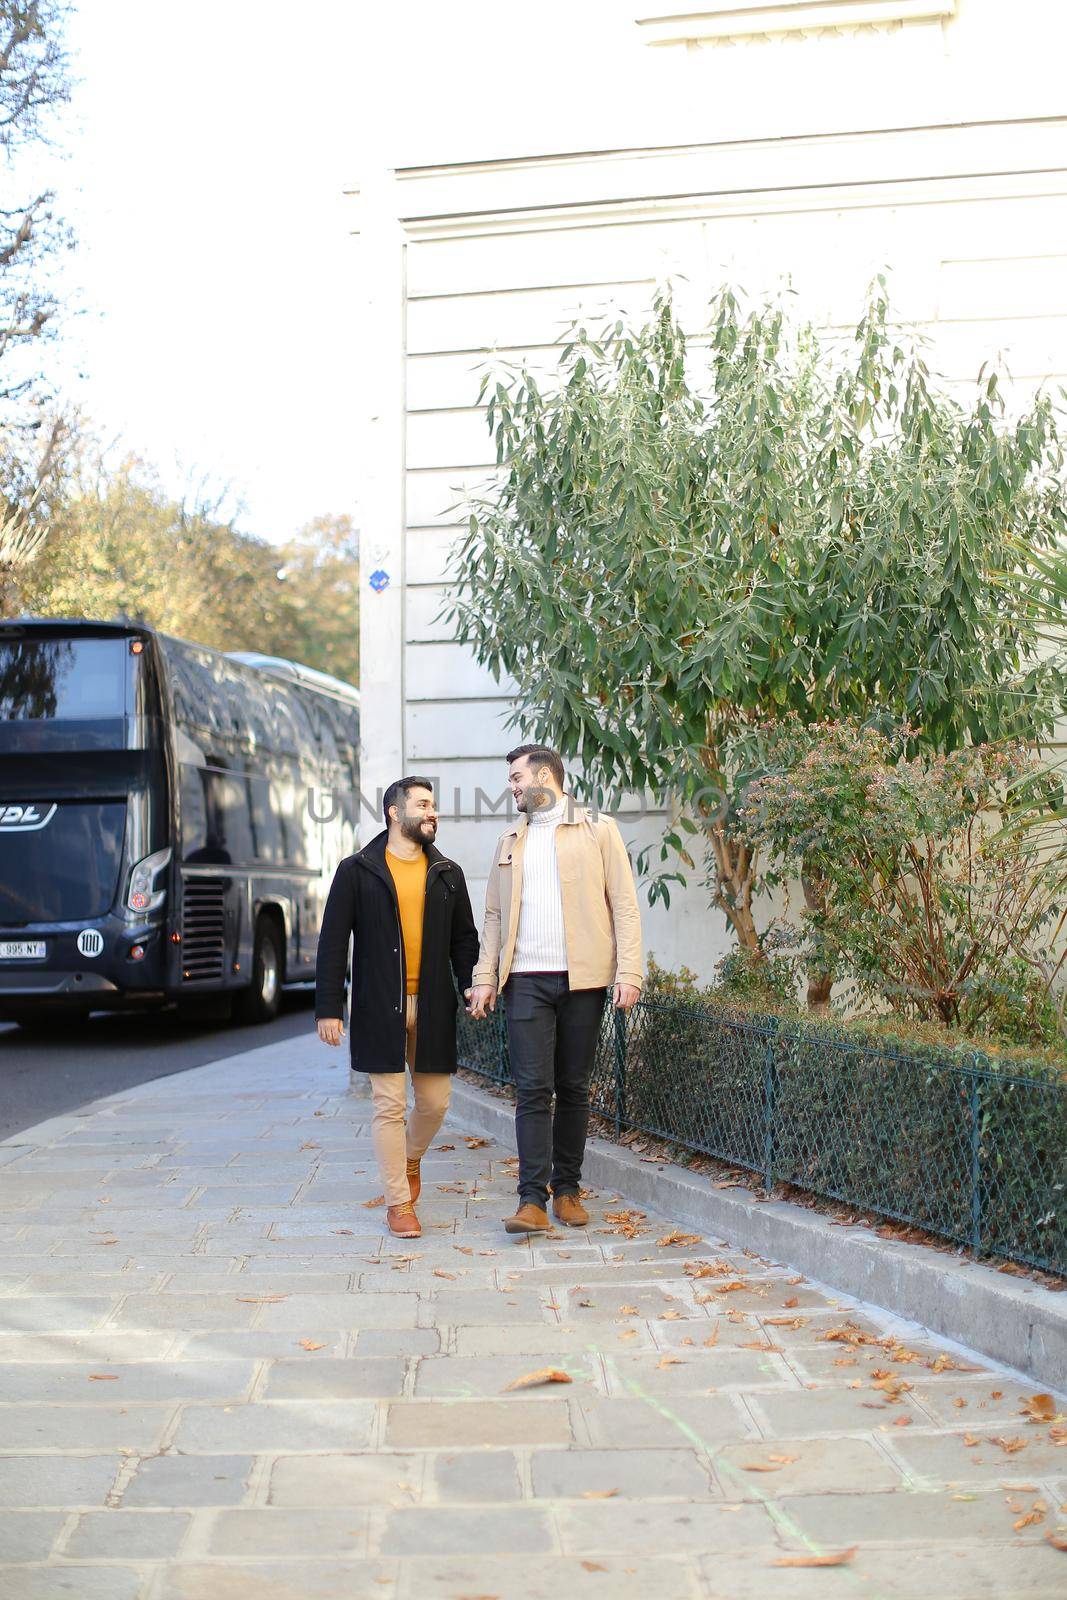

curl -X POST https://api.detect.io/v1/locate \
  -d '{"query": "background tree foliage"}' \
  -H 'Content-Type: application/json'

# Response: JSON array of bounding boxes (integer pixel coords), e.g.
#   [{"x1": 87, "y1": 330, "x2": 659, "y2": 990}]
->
[
  {"x1": 447, "y1": 284, "x2": 1067, "y2": 973},
  {"x1": 0, "y1": 0, "x2": 71, "y2": 402},
  {"x1": 16, "y1": 444, "x2": 360, "y2": 682},
  {"x1": 0, "y1": 1, "x2": 72, "y2": 608}
]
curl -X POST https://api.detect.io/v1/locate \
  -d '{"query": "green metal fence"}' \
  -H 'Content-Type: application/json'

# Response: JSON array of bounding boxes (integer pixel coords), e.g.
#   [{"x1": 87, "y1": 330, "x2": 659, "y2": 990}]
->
[{"x1": 456, "y1": 994, "x2": 1067, "y2": 1276}]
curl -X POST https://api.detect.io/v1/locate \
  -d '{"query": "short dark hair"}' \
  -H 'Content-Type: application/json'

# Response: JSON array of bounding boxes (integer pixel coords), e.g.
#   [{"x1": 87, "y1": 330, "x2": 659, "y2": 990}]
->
[
  {"x1": 382, "y1": 775, "x2": 435, "y2": 824},
  {"x1": 506, "y1": 744, "x2": 565, "y2": 788}
]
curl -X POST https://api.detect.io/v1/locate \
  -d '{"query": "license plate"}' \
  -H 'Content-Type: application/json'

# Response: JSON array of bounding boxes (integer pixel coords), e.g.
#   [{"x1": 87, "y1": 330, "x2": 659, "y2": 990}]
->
[{"x1": 0, "y1": 940, "x2": 46, "y2": 959}]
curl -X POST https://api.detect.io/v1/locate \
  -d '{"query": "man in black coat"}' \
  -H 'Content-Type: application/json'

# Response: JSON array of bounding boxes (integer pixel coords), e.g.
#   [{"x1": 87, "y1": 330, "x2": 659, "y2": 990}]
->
[{"x1": 316, "y1": 777, "x2": 479, "y2": 1238}]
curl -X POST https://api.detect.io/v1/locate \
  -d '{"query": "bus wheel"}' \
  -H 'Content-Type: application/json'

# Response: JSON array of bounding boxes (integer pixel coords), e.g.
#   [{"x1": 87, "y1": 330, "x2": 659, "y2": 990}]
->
[{"x1": 236, "y1": 916, "x2": 283, "y2": 1024}]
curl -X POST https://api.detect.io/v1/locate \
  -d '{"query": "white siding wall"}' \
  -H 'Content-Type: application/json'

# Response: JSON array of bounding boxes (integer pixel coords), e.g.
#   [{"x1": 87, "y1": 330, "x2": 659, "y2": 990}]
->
[{"x1": 356, "y1": 13, "x2": 1067, "y2": 980}]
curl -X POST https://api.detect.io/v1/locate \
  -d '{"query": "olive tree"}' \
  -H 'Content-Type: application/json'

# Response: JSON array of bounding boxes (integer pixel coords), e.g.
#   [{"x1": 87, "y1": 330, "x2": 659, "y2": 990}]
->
[{"x1": 445, "y1": 285, "x2": 1067, "y2": 993}]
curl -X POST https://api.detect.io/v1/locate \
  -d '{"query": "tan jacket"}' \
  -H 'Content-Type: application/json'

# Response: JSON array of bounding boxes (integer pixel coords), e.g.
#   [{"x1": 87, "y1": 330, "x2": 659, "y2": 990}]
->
[{"x1": 473, "y1": 802, "x2": 644, "y2": 993}]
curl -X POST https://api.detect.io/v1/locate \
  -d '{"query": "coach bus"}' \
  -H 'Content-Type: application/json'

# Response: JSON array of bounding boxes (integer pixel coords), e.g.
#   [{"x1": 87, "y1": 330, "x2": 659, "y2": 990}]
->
[{"x1": 0, "y1": 617, "x2": 360, "y2": 1029}]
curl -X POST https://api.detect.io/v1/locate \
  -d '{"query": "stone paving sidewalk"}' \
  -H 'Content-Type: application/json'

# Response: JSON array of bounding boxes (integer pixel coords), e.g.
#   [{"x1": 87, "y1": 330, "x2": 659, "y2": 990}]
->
[{"x1": 0, "y1": 1034, "x2": 1065, "y2": 1600}]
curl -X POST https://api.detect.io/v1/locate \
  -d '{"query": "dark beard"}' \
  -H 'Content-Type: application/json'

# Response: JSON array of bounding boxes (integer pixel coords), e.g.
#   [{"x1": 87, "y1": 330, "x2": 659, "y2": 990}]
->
[{"x1": 399, "y1": 815, "x2": 436, "y2": 846}]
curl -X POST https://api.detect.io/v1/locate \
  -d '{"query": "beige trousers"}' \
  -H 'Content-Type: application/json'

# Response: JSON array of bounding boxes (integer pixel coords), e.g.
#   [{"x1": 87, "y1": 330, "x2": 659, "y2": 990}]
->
[{"x1": 369, "y1": 994, "x2": 452, "y2": 1207}]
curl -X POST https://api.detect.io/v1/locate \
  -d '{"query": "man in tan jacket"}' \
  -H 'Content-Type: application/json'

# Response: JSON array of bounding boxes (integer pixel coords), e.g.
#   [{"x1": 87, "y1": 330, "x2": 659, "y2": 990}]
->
[{"x1": 468, "y1": 744, "x2": 643, "y2": 1234}]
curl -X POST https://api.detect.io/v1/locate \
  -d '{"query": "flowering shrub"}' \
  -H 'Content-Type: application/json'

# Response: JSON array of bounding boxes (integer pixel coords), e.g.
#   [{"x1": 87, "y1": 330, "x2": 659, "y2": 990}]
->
[{"x1": 741, "y1": 720, "x2": 1066, "y2": 1045}]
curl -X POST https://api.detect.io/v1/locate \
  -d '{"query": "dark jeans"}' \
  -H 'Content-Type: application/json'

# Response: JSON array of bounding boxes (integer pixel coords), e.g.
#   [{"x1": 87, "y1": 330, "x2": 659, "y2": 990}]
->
[{"x1": 504, "y1": 972, "x2": 607, "y2": 1208}]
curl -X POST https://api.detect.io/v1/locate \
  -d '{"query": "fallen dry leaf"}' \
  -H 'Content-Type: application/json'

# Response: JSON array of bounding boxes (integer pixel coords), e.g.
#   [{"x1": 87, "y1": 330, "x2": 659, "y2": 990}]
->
[
  {"x1": 963, "y1": 1433, "x2": 982, "y2": 1447},
  {"x1": 581, "y1": 1488, "x2": 619, "y2": 1499},
  {"x1": 618, "y1": 1329, "x2": 638, "y2": 1342},
  {"x1": 818, "y1": 1323, "x2": 877, "y2": 1347},
  {"x1": 657, "y1": 1230, "x2": 702, "y2": 1247},
  {"x1": 704, "y1": 1327, "x2": 720, "y2": 1348},
  {"x1": 435, "y1": 1143, "x2": 455, "y2": 1151},
  {"x1": 893, "y1": 1415, "x2": 913, "y2": 1428},
  {"x1": 743, "y1": 1462, "x2": 786, "y2": 1473},
  {"x1": 88, "y1": 1373, "x2": 118, "y2": 1381},
  {"x1": 993, "y1": 1436, "x2": 1029, "y2": 1455},
  {"x1": 656, "y1": 1355, "x2": 684, "y2": 1369},
  {"x1": 618, "y1": 1305, "x2": 639, "y2": 1317},
  {"x1": 504, "y1": 1369, "x2": 573, "y2": 1391},
  {"x1": 1022, "y1": 1393, "x2": 1059, "y2": 1424},
  {"x1": 1046, "y1": 1530, "x2": 1067, "y2": 1551},
  {"x1": 580, "y1": 1561, "x2": 608, "y2": 1572},
  {"x1": 1014, "y1": 1500, "x2": 1047, "y2": 1532},
  {"x1": 598, "y1": 1208, "x2": 649, "y2": 1240},
  {"x1": 362, "y1": 1195, "x2": 385, "y2": 1208},
  {"x1": 333, "y1": 1228, "x2": 354, "y2": 1236},
  {"x1": 433, "y1": 1269, "x2": 457, "y2": 1280},
  {"x1": 464, "y1": 1136, "x2": 490, "y2": 1149},
  {"x1": 783, "y1": 1296, "x2": 799, "y2": 1309},
  {"x1": 299, "y1": 1141, "x2": 319, "y2": 1150},
  {"x1": 685, "y1": 1261, "x2": 729, "y2": 1280},
  {"x1": 926, "y1": 1351, "x2": 977, "y2": 1374},
  {"x1": 236, "y1": 1294, "x2": 288, "y2": 1304},
  {"x1": 298, "y1": 1339, "x2": 326, "y2": 1352},
  {"x1": 453, "y1": 1244, "x2": 474, "y2": 1255},
  {"x1": 766, "y1": 1316, "x2": 807, "y2": 1330},
  {"x1": 773, "y1": 1548, "x2": 857, "y2": 1568}
]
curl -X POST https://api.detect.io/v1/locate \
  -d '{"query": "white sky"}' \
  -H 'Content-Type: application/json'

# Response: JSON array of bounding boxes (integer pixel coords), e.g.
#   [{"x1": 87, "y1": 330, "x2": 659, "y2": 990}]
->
[
  {"x1": 29, "y1": 0, "x2": 660, "y2": 546},
  {"x1": 34, "y1": 1, "x2": 363, "y2": 543}
]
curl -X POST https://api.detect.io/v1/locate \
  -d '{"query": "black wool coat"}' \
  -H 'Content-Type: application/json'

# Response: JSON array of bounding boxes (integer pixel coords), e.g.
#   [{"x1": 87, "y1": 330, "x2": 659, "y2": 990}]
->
[{"x1": 315, "y1": 831, "x2": 479, "y2": 1074}]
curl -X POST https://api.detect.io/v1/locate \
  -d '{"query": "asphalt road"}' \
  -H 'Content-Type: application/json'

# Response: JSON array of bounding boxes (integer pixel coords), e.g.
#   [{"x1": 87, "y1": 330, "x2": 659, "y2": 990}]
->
[{"x1": 0, "y1": 989, "x2": 319, "y2": 1141}]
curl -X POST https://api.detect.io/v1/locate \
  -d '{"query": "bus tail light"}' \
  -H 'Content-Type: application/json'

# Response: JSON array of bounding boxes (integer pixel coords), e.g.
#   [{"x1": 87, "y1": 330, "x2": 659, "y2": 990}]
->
[{"x1": 127, "y1": 847, "x2": 172, "y2": 914}]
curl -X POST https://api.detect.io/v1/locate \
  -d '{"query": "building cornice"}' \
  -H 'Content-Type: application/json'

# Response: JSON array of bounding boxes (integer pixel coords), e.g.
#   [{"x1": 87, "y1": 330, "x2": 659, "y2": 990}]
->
[
  {"x1": 366, "y1": 118, "x2": 1067, "y2": 242},
  {"x1": 636, "y1": 0, "x2": 957, "y2": 47}
]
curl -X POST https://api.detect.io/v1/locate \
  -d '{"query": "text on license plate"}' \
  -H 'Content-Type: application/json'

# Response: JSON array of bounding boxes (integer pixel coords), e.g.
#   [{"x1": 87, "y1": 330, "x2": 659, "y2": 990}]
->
[{"x1": 0, "y1": 941, "x2": 46, "y2": 959}]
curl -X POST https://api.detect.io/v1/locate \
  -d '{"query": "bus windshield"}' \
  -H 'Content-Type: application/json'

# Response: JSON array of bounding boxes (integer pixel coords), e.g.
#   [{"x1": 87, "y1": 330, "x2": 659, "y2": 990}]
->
[{"x1": 0, "y1": 636, "x2": 132, "y2": 751}]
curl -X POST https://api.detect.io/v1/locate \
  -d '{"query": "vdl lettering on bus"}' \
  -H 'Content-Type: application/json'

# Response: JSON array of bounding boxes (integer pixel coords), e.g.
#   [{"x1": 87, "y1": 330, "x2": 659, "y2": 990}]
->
[{"x1": 0, "y1": 620, "x2": 360, "y2": 1029}]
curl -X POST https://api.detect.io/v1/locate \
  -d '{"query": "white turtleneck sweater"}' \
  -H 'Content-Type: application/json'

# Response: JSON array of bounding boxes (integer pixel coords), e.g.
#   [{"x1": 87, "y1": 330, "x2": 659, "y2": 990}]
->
[{"x1": 510, "y1": 794, "x2": 569, "y2": 974}]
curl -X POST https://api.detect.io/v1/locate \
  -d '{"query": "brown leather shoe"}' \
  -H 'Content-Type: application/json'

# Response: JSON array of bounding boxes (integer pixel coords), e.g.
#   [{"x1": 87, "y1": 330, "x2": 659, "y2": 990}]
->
[
  {"x1": 552, "y1": 1192, "x2": 589, "y2": 1227},
  {"x1": 387, "y1": 1203, "x2": 421, "y2": 1238},
  {"x1": 504, "y1": 1203, "x2": 550, "y2": 1235},
  {"x1": 406, "y1": 1157, "x2": 421, "y2": 1205}
]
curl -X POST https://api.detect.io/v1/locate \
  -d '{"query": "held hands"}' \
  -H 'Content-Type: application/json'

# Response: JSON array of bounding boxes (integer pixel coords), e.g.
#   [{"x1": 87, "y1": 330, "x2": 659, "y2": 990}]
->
[
  {"x1": 613, "y1": 983, "x2": 641, "y2": 1012},
  {"x1": 466, "y1": 985, "x2": 497, "y2": 1020},
  {"x1": 317, "y1": 1018, "x2": 345, "y2": 1046}
]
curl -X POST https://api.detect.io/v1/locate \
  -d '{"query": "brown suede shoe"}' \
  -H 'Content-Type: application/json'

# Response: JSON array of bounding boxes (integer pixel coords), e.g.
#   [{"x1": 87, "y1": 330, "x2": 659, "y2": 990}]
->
[
  {"x1": 504, "y1": 1203, "x2": 550, "y2": 1235},
  {"x1": 552, "y1": 1193, "x2": 589, "y2": 1227},
  {"x1": 406, "y1": 1157, "x2": 421, "y2": 1205},
  {"x1": 387, "y1": 1203, "x2": 421, "y2": 1238}
]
